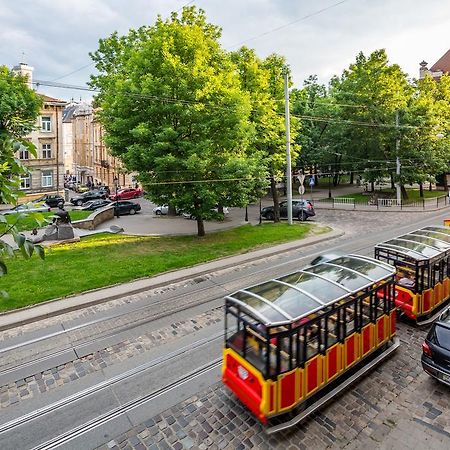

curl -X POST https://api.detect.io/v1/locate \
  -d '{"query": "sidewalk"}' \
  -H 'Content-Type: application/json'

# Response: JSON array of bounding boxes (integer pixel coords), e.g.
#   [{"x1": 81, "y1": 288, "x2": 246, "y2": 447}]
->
[{"x1": 0, "y1": 227, "x2": 344, "y2": 331}]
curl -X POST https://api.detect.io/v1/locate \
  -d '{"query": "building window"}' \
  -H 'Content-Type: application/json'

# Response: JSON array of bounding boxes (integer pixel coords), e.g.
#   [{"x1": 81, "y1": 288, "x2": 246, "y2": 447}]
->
[
  {"x1": 41, "y1": 116, "x2": 51, "y2": 132},
  {"x1": 42, "y1": 170, "x2": 53, "y2": 188},
  {"x1": 19, "y1": 149, "x2": 29, "y2": 160},
  {"x1": 42, "y1": 144, "x2": 52, "y2": 159},
  {"x1": 20, "y1": 175, "x2": 31, "y2": 189}
]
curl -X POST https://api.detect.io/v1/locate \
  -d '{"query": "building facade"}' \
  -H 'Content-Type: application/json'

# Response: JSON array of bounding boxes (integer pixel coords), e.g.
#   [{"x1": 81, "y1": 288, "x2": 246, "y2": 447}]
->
[
  {"x1": 62, "y1": 104, "x2": 133, "y2": 189},
  {"x1": 13, "y1": 63, "x2": 66, "y2": 194}
]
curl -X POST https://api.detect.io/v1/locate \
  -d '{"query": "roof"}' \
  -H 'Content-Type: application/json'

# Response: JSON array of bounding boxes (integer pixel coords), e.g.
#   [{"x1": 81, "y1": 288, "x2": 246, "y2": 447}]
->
[
  {"x1": 375, "y1": 226, "x2": 450, "y2": 262},
  {"x1": 430, "y1": 49, "x2": 450, "y2": 74},
  {"x1": 40, "y1": 94, "x2": 67, "y2": 105},
  {"x1": 62, "y1": 105, "x2": 78, "y2": 123},
  {"x1": 225, "y1": 254, "x2": 395, "y2": 326}
]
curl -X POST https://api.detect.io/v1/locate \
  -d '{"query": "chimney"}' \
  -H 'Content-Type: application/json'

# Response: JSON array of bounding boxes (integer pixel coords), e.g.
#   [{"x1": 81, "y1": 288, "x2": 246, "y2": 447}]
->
[
  {"x1": 12, "y1": 62, "x2": 34, "y2": 89},
  {"x1": 419, "y1": 60, "x2": 429, "y2": 79}
]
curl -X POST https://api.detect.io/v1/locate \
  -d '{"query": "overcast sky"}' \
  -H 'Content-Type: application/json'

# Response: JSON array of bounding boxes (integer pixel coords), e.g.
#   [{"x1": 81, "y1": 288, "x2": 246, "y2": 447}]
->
[{"x1": 1, "y1": 0, "x2": 449, "y2": 101}]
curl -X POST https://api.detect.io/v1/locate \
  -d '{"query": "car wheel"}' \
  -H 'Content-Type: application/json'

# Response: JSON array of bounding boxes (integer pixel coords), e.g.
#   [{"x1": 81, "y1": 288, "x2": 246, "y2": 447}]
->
[
  {"x1": 298, "y1": 211, "x2": 307, "y2": 221},
  {"x1": 77, "y1": 200, "x2": 83, "y2": 206},
  {"x1": 57, "y1": 202, "x2": 64, "y2": 208},
  {"x1": 266, "y1": 212, "x2": 274, "y2": 220},
  {"x1": 155, "y1": 210, "x2": 162, "y2": 215},
  {"x1": 129, "y1": 208, "x2": 136, "y2": 215}
]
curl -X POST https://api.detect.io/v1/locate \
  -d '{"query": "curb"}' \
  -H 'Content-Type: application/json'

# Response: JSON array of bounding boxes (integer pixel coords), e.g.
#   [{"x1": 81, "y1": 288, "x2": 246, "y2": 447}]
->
[{"x1": 0, "y1": 227, "x2": 344, "y2": 331}]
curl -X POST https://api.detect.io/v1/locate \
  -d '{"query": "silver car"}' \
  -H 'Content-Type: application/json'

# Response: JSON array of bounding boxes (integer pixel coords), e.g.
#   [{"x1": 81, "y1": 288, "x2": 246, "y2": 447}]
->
[{"x1": 1, "y1": 203, "x2": 51, "y2": 215}]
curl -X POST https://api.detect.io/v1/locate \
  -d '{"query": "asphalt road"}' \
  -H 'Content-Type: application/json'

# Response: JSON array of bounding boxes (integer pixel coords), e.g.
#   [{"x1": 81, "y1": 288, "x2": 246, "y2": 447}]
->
[{"x1": 1, "y1": 207, "x2": 450, "y2": 449}]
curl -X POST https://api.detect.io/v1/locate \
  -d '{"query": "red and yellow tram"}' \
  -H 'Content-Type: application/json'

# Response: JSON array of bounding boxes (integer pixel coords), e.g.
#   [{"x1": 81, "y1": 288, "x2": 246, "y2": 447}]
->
[
  {"x1": 375, "y1": 226, "x2": 450, "y2": 324},
  {"x1": 222, "y1": 254, "x2": 398, "y2": 430}
]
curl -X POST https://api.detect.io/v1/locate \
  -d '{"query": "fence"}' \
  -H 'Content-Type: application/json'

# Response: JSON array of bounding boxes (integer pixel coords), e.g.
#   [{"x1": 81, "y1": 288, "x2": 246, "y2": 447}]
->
[{"x1": 316, "y1": 195, "x2": 449, "y2": 211}]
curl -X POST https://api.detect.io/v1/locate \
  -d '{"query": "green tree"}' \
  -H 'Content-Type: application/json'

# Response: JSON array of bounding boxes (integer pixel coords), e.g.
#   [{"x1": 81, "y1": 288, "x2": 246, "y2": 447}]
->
[
  {"x1": 0, "y1": 66, "x2": 45, "y2": 294},
  {"x1": 90, "y1": 7, "x2": 264, "y2": 236},
  {"x1": 231, "y1": 48, "x2": 300, "y2": 221},
  {"x1": 330, "y1": 50, "x2": 412, "y2": 195}
]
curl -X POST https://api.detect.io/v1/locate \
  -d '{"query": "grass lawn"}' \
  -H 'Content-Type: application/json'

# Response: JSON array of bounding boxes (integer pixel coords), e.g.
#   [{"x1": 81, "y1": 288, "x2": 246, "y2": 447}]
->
[
  {"x1": 335, "y1": 189, "x2": 446, "y2": 203},
  {"x1": 5, "y1": 210, "x2": 92, "y2": 232},
  {"x1": 0, "y1": 222, "x2": 331, "y2": 312}
]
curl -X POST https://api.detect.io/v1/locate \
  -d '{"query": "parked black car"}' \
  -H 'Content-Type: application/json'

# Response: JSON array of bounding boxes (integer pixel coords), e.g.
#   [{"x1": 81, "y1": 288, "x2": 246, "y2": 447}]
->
[
  {"x1": 80, "y1": 199, "x2": 112, "y2": 211},
  {"x1": 114, "y1": 201, "x2": 141, "y2": 215},
  {"x1": 70, "y1": 190, "x2": 106, "y2": 206},
  {"x1": 32, "y1": 194, "x2": 65, "y2": 208},
  {"x1": 421, "y1": 307, "x2": 450, "y2": 387},
  {"x1": 260, "y1": 199, "x2": 315, "y2": 221}
]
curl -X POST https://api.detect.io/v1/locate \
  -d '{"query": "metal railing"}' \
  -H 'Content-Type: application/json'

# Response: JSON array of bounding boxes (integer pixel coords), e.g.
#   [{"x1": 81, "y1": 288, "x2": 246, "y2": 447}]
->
[{"x1": 316, "y1": 194, "x2": 449, "y2": 211}]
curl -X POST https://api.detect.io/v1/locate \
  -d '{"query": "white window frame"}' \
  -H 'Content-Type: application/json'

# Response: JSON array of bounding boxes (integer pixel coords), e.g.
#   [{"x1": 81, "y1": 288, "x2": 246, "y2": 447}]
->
[
  {"x1": 42, "y1": 143, "x2": 52, "y2": 159},
  {"x1": 41, "y1": 116, "x2": 51, "y2": 132},
  {"x1": 20, "y1": 174, "x2": 31, "y2": 189},
  {"x1": 41, "y1": 170, "x2": 53, "y2": 188}
]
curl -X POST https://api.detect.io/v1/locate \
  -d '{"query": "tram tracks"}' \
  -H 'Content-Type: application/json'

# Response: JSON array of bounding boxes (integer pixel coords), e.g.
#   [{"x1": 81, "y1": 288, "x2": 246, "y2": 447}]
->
[
  {"x1": 0, "y1": 331, "x2": 224, "y2": 437},
  {"x1": 32, "y1": 358, "x2": 222, "y2": 450}
]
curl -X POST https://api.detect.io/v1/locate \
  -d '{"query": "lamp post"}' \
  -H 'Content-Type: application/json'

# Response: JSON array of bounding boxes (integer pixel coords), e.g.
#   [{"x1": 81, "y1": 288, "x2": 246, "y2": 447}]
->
[
  {"x1": 328, "y1": 165, "x2": 332, "y2": 199},
  {"x1": 114, "y1": 176, "x2": 119, "y2": 218}
]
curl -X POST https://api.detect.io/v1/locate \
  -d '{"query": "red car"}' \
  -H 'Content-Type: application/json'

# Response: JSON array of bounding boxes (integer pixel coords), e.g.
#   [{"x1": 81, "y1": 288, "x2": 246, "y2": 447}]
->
[{"x1": 109, "y1": 188, "x2": 142, "y2": 201}]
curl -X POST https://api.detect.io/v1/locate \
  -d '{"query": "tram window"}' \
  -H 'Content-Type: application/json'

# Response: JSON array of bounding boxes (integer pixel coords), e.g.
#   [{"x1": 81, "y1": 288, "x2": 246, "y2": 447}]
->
[
  {"x1": 360, "y1": 297, "x2": 371, "y2": 326},
  {"x1": 343, "y1": 304, "x2": 355, "y2": 336},
  {"x1": 373, "y1": 292, "x2": 384, "y2": 319},
  {"x1": 243, "y1": 324, "x2": 267, "y2": 374},
  {"x1": 305, "y1": 322, "x2": 320, "y2": 360},
  {"x1": 326, "y1": 314, "x2": 339, "y2": 347}
]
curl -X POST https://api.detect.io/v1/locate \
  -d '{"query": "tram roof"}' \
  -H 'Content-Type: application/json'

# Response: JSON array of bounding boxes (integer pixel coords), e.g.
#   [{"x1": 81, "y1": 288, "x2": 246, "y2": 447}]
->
[
  {"x1": 375, "y1": 226, "x2": 450, "y2": 261},
  {"x1": 225, "y1": 254, "x2": 395, "y2": 326}
]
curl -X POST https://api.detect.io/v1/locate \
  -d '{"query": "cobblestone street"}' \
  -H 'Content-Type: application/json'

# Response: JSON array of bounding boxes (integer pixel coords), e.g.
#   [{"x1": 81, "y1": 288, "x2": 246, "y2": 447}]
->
[{"x1": 97, "y1": 322, "x2": 450, "y2": 450}]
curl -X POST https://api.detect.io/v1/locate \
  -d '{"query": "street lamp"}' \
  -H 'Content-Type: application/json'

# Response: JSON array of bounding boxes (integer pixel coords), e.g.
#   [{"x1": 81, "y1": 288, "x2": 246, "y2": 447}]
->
[
  {"x1": 328, "y1": 165, "x2": 332, "y2": 199},
  {"x1": 114, "y1": 176, "x2": 120, "y2": 218}
]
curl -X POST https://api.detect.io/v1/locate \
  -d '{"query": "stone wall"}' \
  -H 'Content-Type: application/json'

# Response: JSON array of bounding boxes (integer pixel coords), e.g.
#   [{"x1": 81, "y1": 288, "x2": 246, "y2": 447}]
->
[{"x1": 72, "y1": 206, "x2": 114, "y2": 230}]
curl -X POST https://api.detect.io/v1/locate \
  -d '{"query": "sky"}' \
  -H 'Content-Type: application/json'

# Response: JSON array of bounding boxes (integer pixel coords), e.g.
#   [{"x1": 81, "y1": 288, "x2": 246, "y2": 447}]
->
[{"x1": 1, "y1": 0, "x2": 449, "y2": 102}]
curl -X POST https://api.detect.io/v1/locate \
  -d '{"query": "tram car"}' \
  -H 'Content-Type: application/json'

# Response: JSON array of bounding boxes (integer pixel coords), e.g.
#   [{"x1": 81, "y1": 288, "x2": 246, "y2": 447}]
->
[
  {"x1": 375, "y1": 226, "x2": 450, "y2": 324},
  {"x1": 222, "y1": 254, "x2": 399, "y2": 431}
]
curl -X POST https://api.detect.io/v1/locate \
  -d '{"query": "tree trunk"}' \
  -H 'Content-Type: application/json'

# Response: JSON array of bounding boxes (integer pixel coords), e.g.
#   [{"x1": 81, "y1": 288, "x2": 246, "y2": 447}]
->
[
  {"x1": 390, "y1": 173, "x2": 395, "y2": 190},
  {"x1": 401, "y1": 185, "x2": 408, "y2": 200},
  {"x1": 429, "y1": 181, "x2": 433, "y2": 191},
  {"x1": 419, "y1": 183, "x2": 424, "y2": 198},
  {"x1": 196, "y1": 218, "x2": 205, "y2": 237},
  {"x1": 217, "y1": 205, "x2": 224, "y2": 214},
  {"x1": 270, "y1": 175, "x2": 280, "y2": 222},
  {"x1": 349, "y1": 172, "x2": 354, "y2": 185},
  {"x1": 370, "y1": 181, "x2": 375, "y2": 192},
  {"x1": 168, "y1": 204, "x2": 177, "y2": 216}
]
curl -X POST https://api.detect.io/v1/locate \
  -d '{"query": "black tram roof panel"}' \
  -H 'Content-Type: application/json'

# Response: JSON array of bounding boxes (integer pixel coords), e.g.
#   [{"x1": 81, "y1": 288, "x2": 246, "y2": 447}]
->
[
  {"x1": 376, "y1": 226, "x2": 450, "y2": 261},
  {"x1": 225, "y1": 254, "x2": 395, "y2": 326}
]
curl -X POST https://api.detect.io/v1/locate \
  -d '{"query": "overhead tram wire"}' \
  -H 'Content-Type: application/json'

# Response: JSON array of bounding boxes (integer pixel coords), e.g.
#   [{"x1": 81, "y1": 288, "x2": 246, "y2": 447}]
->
[
  {"x1": 227, "y1": 0, "x2": 352, "y2": 49},
  {"x1": 33, "y1": 80, "x2": 425, "y2": 132}
]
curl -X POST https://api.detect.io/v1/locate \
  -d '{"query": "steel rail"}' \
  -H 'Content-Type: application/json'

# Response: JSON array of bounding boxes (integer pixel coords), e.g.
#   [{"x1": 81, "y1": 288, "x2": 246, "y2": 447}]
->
[
  {"x1": 32, "y1": 358, "x2": 222, "y2": 450},
  {"x1": 0, "y1": 332, "x2": 224, "y2": 434}
]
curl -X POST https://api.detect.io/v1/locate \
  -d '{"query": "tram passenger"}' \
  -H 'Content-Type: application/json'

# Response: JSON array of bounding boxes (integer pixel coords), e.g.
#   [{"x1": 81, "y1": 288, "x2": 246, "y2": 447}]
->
[{"x1": 397, "y1": 272, "x2": 415, "y2": 288}]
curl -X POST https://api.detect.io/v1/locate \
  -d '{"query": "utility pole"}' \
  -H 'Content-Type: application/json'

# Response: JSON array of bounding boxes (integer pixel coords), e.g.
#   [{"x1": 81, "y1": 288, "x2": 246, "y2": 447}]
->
[
  {"x1": 283, "y1": 66, "x2": 293, "y2": 225},
  {"x1": 395, "y1": 110, "x2": 401, "y2": 205}
]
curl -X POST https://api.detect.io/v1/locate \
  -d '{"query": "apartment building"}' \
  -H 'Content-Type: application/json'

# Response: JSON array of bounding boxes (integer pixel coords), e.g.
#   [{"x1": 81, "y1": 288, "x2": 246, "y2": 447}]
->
[{"x1": 13, "y1": 62, "x2": 66, "y2": 194}]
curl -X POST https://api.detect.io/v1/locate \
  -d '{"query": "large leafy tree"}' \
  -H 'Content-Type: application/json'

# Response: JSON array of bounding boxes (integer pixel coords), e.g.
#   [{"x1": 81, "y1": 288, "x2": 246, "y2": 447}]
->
[
  {"x1": 0, "y1": 66, "x2": 45, "y2": 293},
  {"x1": 330, "y1": 50, "x2": 412, "y2": 194},
  {"x1": 401, "y1": 74, "x2": 450, "y2": 194},
  {"x1": 90, "y1": 7, "x2": 264, "y2": 236},
  {"x1": 231, "y1": 48, "x2": 300, "y2": 221}
]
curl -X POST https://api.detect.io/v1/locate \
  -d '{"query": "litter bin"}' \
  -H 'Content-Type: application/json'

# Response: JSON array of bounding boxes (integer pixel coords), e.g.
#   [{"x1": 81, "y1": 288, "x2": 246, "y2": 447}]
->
[{"x1": 64, "y1": 188, "x2": 70, "y2": 202}]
